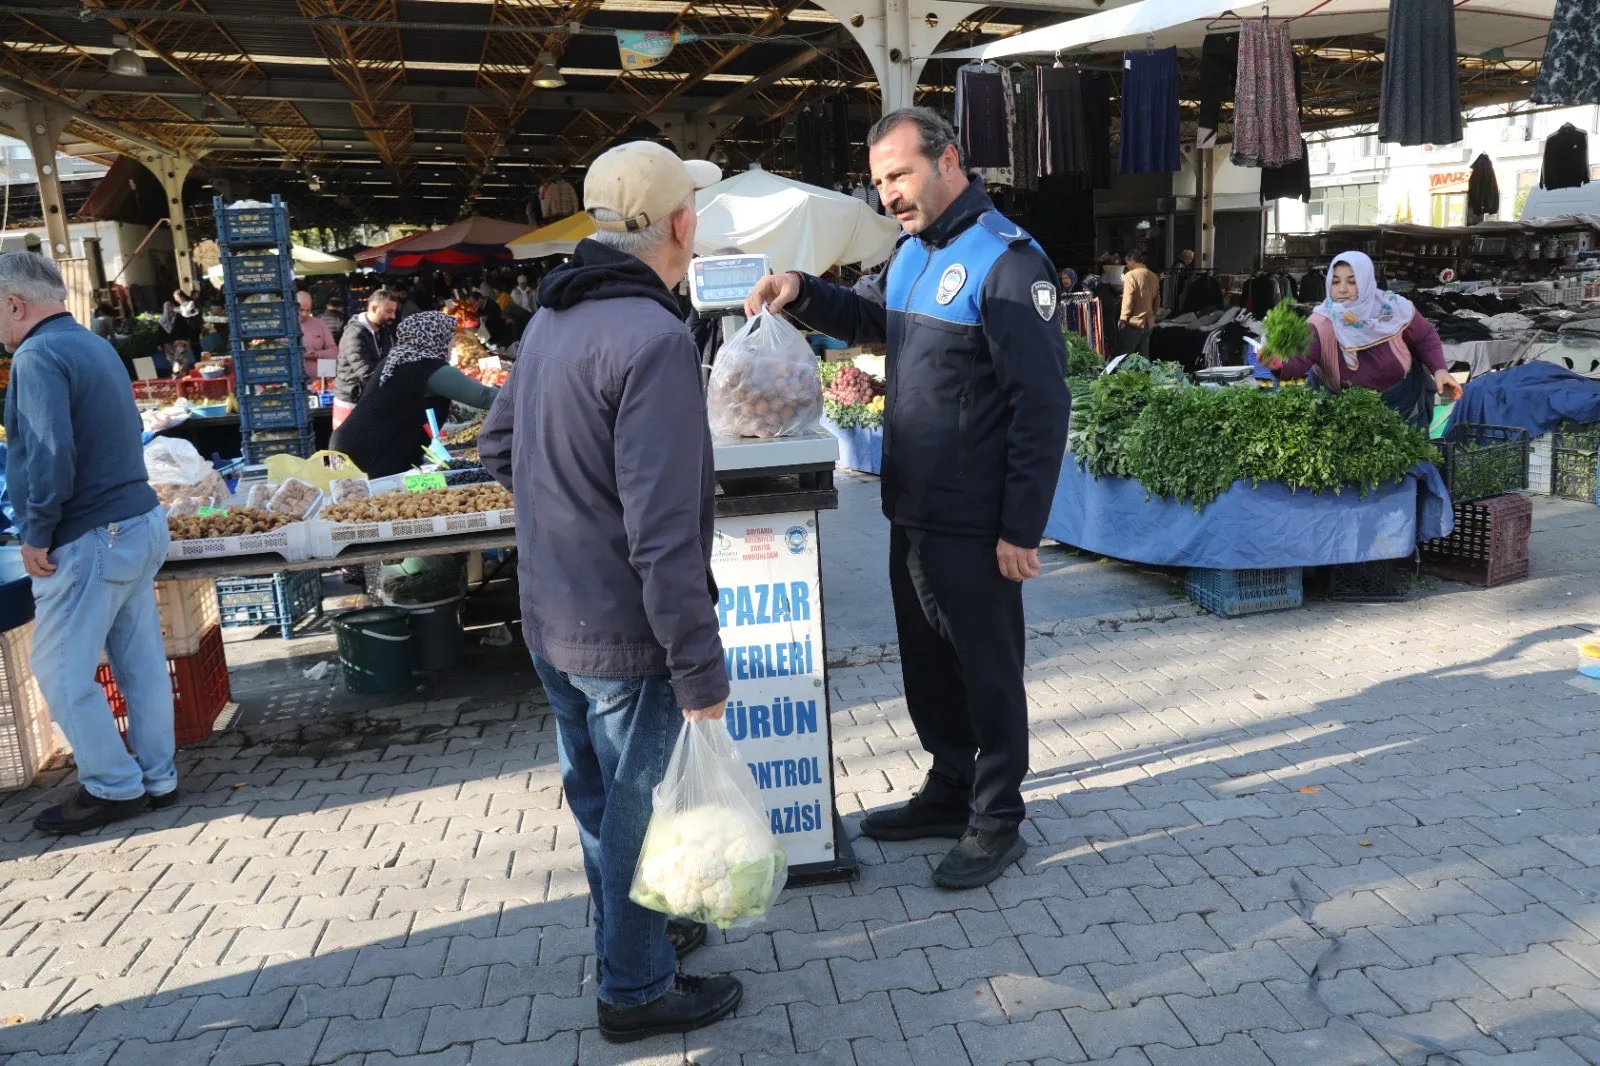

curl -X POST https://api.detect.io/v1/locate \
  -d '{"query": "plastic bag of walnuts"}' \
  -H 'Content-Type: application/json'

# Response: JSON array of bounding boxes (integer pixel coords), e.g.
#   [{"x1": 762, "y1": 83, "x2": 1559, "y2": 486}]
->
[{"x1": 707, "y1": 310, "x2": 823, "y2": 440}]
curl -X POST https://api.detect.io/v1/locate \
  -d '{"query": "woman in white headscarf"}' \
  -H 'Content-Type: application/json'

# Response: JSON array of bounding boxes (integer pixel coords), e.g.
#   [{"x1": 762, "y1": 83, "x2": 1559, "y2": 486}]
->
[{"x1": 1266, "y1": 251, "x2": 1462, "y2": 426}]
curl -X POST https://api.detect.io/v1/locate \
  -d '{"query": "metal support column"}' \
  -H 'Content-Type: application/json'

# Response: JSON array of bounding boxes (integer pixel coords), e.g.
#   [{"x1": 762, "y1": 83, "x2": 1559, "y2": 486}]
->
[
  {"x1": 655, "y1": 112, "x2": 737, "y2": 161},
  {"x1": 1196, "y1": 147, "x2": 1217, "y2": 270},
  {"x1": 137, "y1": 152, "x2": 196, "y2": 292},
  {"x1": 809, "y1": 0, "x2": 980, "y2": 116},
  {"x1": 3, "y1": 101, "x2": 72, "y2": 259}
]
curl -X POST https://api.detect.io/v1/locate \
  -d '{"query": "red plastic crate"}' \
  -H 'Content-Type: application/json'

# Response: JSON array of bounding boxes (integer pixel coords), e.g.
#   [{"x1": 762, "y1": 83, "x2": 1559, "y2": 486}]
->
[
  {"x1": 1419, "y1": 493, "x2": 1533, "y2": 587},
  {"x1": 178, "y1": 377, "x2": 233, "y2": 402},
  {"x1": 97, "y1": 623, "x2": 230, "y2": 746},
  {"x1": 132, "y1": 380, "x2": 180, "y2": 404}
]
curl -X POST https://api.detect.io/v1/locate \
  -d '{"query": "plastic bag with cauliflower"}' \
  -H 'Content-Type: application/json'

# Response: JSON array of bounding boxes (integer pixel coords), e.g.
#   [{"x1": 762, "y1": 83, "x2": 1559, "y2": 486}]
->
[{"x1": 629, "y1": 718, "x2": 787, "y2": 929}]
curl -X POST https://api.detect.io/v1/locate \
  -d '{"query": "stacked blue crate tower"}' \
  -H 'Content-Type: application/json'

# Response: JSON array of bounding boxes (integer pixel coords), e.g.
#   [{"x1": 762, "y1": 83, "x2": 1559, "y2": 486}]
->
[{"x1": 214, "y1": 194, "x2": 314, "y2": 464}]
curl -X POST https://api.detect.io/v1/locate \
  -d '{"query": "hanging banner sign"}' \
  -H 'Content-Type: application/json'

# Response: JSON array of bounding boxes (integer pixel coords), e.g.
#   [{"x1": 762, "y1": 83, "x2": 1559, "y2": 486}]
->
[
  {"x1": 710, "y1": 513, "x2": 834, "y2": 867},
  {"x1": 616, "y1": 29, "x2": 699, "y2": 71}
]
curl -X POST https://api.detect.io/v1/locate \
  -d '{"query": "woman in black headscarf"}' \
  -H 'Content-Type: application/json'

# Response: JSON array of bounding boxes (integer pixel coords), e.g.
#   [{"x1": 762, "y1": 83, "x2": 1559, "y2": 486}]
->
[{"x1": 330, "y1": 311, "x2": 499, "y2": 477}]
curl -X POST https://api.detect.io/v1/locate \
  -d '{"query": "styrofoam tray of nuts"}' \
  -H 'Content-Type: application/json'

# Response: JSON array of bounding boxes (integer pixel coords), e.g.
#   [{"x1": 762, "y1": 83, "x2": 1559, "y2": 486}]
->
[
  {"x1": 305, "y1": 483, "x2": 516, "y2": 558},
  {"x1": 166, "y1": 520, "x2": 311, "y2": 563}
]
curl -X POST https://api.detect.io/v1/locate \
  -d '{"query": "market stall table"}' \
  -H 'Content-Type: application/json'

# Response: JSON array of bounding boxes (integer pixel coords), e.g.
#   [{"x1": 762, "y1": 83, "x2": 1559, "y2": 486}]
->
[
  {"x1": 154, "y1": 430, "x2": 858, "y2": 886},
  {"x1": 157, "y1": 407, "x2": 334, "y2": 459}
]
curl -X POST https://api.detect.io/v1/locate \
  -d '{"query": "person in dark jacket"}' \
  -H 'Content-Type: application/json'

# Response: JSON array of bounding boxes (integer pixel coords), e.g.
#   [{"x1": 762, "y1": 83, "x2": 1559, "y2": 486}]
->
[
  {"x1": 330, "y1": 311, "x2": 496, "y2": 478},
  {"x1": 479, "y1": 141, "x2": 742, "y2": 1044},
  {"x1": 746, "y1": 107, "x2": 1071, "y2": 890},
  {"x1": 333, "y1": 289, "x2": 397, "y2": 429}
]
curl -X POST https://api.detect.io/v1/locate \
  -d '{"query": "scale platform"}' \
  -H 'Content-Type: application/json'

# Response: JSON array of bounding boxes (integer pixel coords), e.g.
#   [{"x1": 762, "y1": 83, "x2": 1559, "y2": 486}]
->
[{"x1": 713, "y1": 432, "x2": 839, "y2": 477}]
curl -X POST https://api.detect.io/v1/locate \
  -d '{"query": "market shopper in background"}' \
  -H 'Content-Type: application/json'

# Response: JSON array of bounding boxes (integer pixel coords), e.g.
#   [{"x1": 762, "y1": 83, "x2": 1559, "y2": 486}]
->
[
  {"x1": 334, "y1": 289, "x2": 398, "y2": 429},
  {"x1": 480, "y1": 141, "x2": 742, "y2": 1043},
  {"x1": 319, "y1": 294, "x2": 349, "y2": 343},
  {"x1": 511, "y1": 273, "x2": 538, "y2": 312},
  {"x1": 1118, "y1": 248, "x2": 1158, "y2": 356},
  {"x1": 295, "y1": 289, "x2": 337, "y2": 382},
  {"x1": 0, "y1": 252, "x2": 174, "y2": 834},
  {"x1": 745, "y1": 107, "x2": 1071, "y2": 890},
  {"x1": 1263, "y1": 250, "x2": 1462, "y2": 428}
]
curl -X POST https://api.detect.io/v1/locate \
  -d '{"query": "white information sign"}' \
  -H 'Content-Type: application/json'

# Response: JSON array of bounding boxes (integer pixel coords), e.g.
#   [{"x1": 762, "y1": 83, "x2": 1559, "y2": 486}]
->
[{"x1": 709, "y1": 511, "x2": 833, "y2": 867}]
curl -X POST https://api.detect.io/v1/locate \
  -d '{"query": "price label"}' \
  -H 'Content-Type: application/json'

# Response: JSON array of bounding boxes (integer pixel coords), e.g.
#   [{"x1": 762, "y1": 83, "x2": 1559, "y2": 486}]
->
[
  {"x1": 195, "y1": 506, "x2": 229, "y2": 517},
  {"x1": 405, "y1": 472, "x2": 447, "y2": 492},
  {"x1": 479, "y1": 356, "x2": 502, "y2": 372}
]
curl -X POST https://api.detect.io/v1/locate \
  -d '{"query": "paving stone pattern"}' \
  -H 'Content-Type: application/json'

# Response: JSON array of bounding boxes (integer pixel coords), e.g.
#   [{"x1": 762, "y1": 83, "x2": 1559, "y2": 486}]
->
[{"x1": 1, "y1": 500, "x2": 1599, "y2": 1064}]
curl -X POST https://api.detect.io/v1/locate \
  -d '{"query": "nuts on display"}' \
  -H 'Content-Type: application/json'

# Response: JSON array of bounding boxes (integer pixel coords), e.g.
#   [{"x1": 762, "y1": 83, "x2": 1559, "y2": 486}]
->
[
  {"x1": 169, "y1": 508, "x2": 293, "y2": 540},
  {"x1": 320, "y1": 484, "x2": 513, "y2": 524}
]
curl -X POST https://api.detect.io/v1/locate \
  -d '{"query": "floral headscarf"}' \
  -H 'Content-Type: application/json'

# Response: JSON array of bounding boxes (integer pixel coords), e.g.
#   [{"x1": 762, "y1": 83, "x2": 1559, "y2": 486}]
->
[
  {"x1": 1312, "y1": 251, "x2": 1417, "y2": 360},
  {"x1": 378, "y1": 310, "x2": 455, "y2": 386}
]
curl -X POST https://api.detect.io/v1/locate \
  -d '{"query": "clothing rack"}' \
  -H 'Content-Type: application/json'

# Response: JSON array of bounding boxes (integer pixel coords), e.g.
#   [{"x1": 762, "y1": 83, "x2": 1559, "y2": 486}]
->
[{"x1": 1062, "y1": 293, "x2": 1105, "y2": 356}]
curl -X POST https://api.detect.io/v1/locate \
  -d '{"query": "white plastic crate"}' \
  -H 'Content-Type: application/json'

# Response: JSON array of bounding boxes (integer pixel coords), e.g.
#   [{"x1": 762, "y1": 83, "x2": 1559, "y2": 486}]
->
[
  {"x1": 1530, "y1": 434, "x2": 1553, "y2": 495},
  {"x1": 158, "y1": 579, "x2": 222, "y2": 657},
  {"x1": 0, "y1": 623, "x2": 58, "y2": 791}
]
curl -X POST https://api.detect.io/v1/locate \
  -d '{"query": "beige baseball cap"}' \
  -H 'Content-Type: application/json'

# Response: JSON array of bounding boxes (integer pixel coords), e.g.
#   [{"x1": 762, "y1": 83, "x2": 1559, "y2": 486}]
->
[{"x1": 584, "y1": 141, "x2": 722, "y2": 232}]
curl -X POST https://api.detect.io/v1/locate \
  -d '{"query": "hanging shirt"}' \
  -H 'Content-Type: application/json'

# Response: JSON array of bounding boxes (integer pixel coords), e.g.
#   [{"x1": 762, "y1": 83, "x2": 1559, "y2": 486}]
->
[
  {"x1": 1542, "y1": 124, "x2": 1589, "y2": 190},
  {"x1": 1467, "y1": 153, "x2": 1500, "y2": 219}
]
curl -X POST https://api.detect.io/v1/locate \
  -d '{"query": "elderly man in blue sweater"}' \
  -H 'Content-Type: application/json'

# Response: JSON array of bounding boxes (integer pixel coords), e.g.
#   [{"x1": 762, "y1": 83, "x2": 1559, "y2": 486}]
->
[{"x1": 0, "y1": 252, "x2": 174, "y2": 834}]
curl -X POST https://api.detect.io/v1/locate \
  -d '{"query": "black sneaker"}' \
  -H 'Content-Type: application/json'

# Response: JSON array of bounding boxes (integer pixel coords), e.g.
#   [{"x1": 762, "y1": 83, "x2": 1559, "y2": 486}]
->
[
  {"x1": 932, "y1": 827, "x2": 1028, "y2": 889},
  {"x1": 34, "y1": 787, "x2": 151, "y2": 835},
  {"x1": 596, "y1": 972, "x2": 743, "y2": 1044},
  {"x1": 667, "y1": 918, "x2": 706, "y2": 959},
  {"x1": 147, "y1": 789, "x2": 181, "y2": 810},
  {"x1": 859, "y1": 781, "x2": 969, "y2": 841}
]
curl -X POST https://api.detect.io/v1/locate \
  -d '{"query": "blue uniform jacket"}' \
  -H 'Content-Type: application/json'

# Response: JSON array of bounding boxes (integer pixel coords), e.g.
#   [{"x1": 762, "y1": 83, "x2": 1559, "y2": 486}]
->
[{"x1": 791, "y1": 181, "x2": 1071, "y2": 547}]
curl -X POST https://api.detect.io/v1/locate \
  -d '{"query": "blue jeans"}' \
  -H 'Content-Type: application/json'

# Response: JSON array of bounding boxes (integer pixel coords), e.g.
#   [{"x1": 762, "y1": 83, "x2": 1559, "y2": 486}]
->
[
  {"x1": 531, "y1": 654, "x2": 681, "y2": 1008},
  {"x1": 32, "y1": 506, "x2": 175, "y2": 801}
]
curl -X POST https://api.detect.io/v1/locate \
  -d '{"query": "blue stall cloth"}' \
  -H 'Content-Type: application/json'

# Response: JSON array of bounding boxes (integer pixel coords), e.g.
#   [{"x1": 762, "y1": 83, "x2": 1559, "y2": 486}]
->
[
  {"x1": 820, "y1": 417, "x2": 883, "y2": 475},
  {"x1": 1043, "y1": 460, "x2": 1453, "y2": 569},
  {"x1": 1446, "y1": 362, "x2": 1600, "y2": 438}
]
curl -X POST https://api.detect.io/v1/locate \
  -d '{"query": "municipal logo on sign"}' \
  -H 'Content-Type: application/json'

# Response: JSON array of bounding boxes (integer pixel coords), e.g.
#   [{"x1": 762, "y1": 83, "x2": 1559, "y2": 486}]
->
[
  {"x1": 785, "y1": 526, "x2": 809, "y2": 554},
  {"x1": 1032, "y1": 281, "x2": 1058, "y2": 321},
  {"x1": 935, "y1": 264, "x2": 966, "y2": 305}
]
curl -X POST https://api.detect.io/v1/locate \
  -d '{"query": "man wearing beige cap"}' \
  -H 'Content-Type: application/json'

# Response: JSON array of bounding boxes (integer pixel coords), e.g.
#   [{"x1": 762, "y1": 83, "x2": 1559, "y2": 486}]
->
[{"x1": 480, "y1": 141, "x2": 741, "y2": 1043}]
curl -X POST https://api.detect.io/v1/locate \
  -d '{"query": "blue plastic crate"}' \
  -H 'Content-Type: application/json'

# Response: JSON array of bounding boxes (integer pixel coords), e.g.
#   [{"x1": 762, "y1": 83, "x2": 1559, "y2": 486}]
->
[
  {"x1": 233, "y1": 338, "x2": 305, "y2": 385},
  {"x1": 242, "y1": 429, "x2": 315, "y2": 465},
  {"x1": 239, "y1": 390, "x2": 311, "y2": 432},
  {"x1": 228, "y1": 297, "x2": 294, "y2": 340},
  {"x1": 215, "y1": 570, "x2": 323, "y2": 640},
  {"x1": 1185, "y1": 567, "x2": 1303, "y2": 617},
  {"x1": 214, "y1": 194, "x2": 291, "y2": 248},
  {"x1": 222, "y1": 250, "x2": 293, "y2": 295}
]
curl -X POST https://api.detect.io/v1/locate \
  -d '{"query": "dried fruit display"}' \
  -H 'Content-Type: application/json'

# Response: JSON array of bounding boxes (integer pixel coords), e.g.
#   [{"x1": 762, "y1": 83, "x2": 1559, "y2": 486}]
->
[
  {"x1": 320, "y1": 484, "x2": 513, "y2": 524},
  {"x1": 169, "y1": 508, "x2": 293, "y2": 540}
]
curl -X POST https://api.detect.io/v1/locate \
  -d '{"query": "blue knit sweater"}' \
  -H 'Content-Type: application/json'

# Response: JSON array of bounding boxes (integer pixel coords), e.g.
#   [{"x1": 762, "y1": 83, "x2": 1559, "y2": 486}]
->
[{"x1": 4, "y1": 314, "x2": 158, "y2": 549}]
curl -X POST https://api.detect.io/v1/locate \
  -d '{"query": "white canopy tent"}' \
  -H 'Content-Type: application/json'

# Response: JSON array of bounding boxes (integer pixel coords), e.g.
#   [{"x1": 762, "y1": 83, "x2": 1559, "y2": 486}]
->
[
  {"x1": 693, "y1": 166, "x2": 902, "y2": 275},
  {"x1": 931, "y1": 0, "x2": 1553, "y2": 61}
]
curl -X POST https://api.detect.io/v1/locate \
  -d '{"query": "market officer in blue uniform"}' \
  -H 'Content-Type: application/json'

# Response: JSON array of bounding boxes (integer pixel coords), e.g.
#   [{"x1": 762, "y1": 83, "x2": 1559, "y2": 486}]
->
[{"x1": 745, "y1": 107, "x2": 1071, "y2": 889}]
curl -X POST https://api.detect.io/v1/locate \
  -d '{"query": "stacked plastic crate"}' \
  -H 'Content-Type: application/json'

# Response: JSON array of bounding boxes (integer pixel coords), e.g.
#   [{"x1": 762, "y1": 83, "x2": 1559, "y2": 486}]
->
[{"x1": 215, "y1": 194, "x2": 314, "y2": 464}]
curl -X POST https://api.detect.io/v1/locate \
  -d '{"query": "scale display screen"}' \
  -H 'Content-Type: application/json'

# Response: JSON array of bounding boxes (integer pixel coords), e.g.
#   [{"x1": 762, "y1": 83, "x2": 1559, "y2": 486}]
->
[{"x1": 690, "y1": 254, "x2": 770, "y2": 311}]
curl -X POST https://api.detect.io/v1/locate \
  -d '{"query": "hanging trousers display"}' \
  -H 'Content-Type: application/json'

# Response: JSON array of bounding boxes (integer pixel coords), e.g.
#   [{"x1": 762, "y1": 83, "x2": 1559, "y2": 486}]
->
[
  {"x1": 1010, "y1": 66, "x2": 1040, "y2": 192},
  {"x1": 1082, "y1": 72, "x2": 1114, "y2": 188},
  {"x1": 1231, "y1": 19, "x2": 1303, "y2": 168},
  {"x1": 1196, "y1": 32, "x2": 1239, "y2": 146},
  {"x1": 1379, "y1": 0, "x2": 1463, "y2": 146},
  {"x1": 957, "y1": 67, "x2": 1010, "y2": 167},
  {"x1": 1542, "y1": 123, "x2": 1590, "y2": 190},
  {"x1": 1118, "y1": 48, "x2": 1181, "y2": 175},
  {"x1": 1037, "y1": 66, "x2": 1089, "y2": 178},
  {"x1": 1533, "y1": 0, "x2": 1600, "y2": 105}
]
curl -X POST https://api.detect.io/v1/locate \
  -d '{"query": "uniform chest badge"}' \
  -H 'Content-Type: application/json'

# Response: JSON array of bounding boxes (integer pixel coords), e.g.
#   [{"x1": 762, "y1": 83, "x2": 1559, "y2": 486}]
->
[
  {"x1": 935, "y1": 264, "x2": 966, "y2": 305},
  {"x1": 1032, "y1": 281, "x2": 1058, "y2": 321}
]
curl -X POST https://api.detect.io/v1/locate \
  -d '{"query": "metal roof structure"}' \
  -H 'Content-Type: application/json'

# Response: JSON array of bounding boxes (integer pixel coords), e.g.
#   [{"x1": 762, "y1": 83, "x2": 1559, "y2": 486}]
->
[{"x1": 0, "y1": 0, "x2": 1561, "y2": 230}]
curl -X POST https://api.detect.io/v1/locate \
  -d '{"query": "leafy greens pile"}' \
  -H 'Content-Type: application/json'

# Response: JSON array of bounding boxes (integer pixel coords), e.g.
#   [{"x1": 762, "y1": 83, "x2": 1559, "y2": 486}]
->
[
  {"x1": 1259, "y1": 302, "x2": 1311, "y2": 369},
  {"x1": 1069, "y1": 365, "x2": 1439, "y2": 508}
]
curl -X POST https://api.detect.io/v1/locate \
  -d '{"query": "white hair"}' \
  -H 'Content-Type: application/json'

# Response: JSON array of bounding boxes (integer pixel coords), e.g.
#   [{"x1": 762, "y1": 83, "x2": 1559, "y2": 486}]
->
[
  {"x1": 0, "y1": 252, "x2": 67, "y2": 304},
  {"x1": 588, "y1": 197, "x2": 693, "y2": 258}
]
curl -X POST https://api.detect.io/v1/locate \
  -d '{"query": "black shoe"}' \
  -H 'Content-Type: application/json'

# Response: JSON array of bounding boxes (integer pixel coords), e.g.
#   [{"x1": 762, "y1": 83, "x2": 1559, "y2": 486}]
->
[
  {"x1": 667, "y1": 918, "x2": 706, "y2": 959},
  {"x1": 596, "y1": 972, "x2": 743, "y2": 1044},
  {"x1": 147, "y1": 789, "x2": 181, "y2": 810},
  {"x1": 34, "y1": 787, "x2": 151, "y2": 835},
  {"x1": 933, "y1": 827, "x2": 1028, "y2": 889},
  {"x1": 859, "y1": 780, "x2": 969, "y2": 841}
]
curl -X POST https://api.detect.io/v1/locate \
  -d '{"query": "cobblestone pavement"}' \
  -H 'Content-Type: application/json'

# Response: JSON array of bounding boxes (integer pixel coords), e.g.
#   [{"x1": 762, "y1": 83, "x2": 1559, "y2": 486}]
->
[{"x1": 1, "y1": 501, "x2": 1598, "y2": 1065}]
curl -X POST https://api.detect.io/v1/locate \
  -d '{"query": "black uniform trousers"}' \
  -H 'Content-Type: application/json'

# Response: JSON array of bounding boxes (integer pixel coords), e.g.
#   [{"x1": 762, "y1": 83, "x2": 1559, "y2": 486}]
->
[{"x1": 888, "y1": 523, "x2": 1029, "y2": 831}]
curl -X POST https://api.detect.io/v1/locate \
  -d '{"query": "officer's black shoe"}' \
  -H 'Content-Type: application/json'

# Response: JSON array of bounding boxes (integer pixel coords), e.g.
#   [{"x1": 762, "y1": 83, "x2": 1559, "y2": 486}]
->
[
  {"x1": 933, "y1": 827, "x2": 1028, "y2": 889},
  {"x1": 859, "y1": 782, "x2": 969, "y2": 841},
  {"x1": 147, "y1": 789, "x2": 182, "y2": 811},
  {"x1": 668, "y1": 918, "x2": 707, "y2": 958},
  {"x1": 596, "y1": 972, "x2": 743, "y2": 1043},
  {"x1": 34, "y1": 787, "x2": 150, "y2": 835}
]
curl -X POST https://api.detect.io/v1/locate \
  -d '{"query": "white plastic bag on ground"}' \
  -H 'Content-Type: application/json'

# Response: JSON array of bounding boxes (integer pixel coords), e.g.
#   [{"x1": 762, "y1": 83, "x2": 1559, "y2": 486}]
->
[
  {"x1": 707, "y1": 309, "x2": 823, "y2": 439},
  {"x1": 630, "y1": 719, "x2": 787, "y2": 929}
]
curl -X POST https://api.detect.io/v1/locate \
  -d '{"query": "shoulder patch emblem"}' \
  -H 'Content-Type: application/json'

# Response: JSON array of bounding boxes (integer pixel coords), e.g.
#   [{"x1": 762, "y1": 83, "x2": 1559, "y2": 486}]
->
[
  {"x1": 1032, "y1": 281, "x2": 1058, "y2": 321},
  {"x1": 935, "y1": 264, "x2": 967, "y2": 305}
]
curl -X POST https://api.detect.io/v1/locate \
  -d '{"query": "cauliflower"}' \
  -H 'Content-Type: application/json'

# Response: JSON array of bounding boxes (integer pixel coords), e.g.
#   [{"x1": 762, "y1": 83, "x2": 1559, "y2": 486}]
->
[{"x1": 631, "y1": 803, "x2": 786, "y2": 929}]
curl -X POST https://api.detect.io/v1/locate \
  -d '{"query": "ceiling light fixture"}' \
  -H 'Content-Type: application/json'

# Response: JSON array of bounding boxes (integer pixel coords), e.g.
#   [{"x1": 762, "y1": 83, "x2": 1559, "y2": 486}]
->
[
  {"x1": 532, "y1": 52, "x2": 566, "y2": 89},
  {"x1": 107, "y1": 35, "x2": 146, "y2": 78}
]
